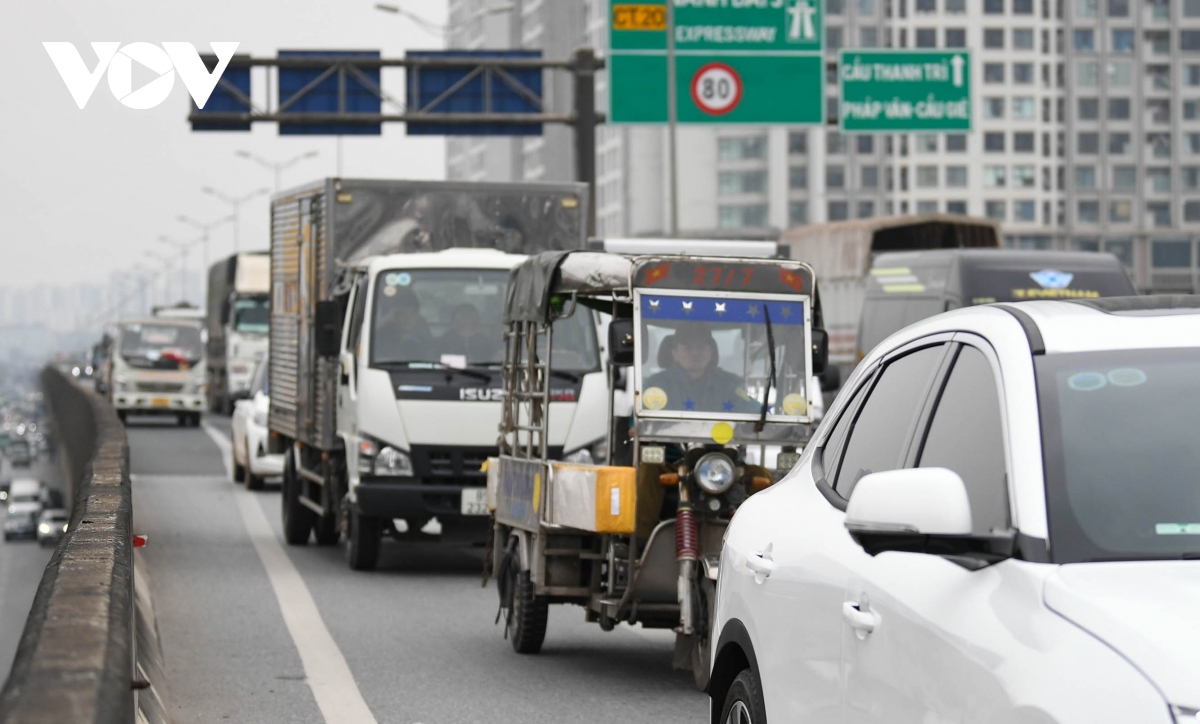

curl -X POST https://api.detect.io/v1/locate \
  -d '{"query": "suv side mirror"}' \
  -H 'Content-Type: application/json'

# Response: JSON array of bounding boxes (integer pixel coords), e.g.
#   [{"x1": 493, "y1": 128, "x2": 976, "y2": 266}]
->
[
  {"x1": 811, "y1": 328, "x2": 829, "y2": 375},
  {"x1": 608, "y1": 318, "x2": 635, "y2": 367},
  {"x1": 845, "y1": 468, "x2": 1013, "y2": 567},
  {"x1": 314, "y1": 300, "x2": 342, "y2": 358}
]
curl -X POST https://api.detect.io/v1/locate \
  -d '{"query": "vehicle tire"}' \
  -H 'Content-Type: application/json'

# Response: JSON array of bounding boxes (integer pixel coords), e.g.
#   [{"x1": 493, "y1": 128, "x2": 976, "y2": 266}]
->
[
  {"x1": 243, "y1": 461, "x2": 263, "y2": 491},
  {"x1": 3, "y1": 533, "x2": 10, "y2": 542},
  {"x1": 231, "y1": 446, "x2": 246, "y2": 483},
  {"x1": 220, "y1": 396, "x2": 233, "y2": 417},
  {"x1": 191, "y1": 413, "x2": 202, "y2": 427},
  {"x1": 176, "y1": 414, "x2": 188, "y2": 427},
  {"x1": 117, "y1": 410, "x2": 127, "y2": 424},
  {"x1": 691, "y1": 578, "x2": 716, "y2": 691},
  {"x1": 345, "y1": 508, "x2": 381, "y2": 570},
  {"x1": 281, "y1": 451, "x2": 314, "y2": 546},
  {"x1": 313, "y1": 512, "x2": 338, "y2": 546},
  {"x1": 508, "y1": 567, "x2": 548, "y2": 654},
  {"x1": 719, "y1": 669, "x2": 767, "y2": 724}
]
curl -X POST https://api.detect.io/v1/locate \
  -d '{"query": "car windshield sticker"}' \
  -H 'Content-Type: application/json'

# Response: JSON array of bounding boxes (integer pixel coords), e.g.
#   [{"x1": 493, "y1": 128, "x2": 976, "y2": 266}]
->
[
  {"x1": 782, "y1": 393, "x2": 807, "y2": 415},
  {"x1": 382, "y1": 286, "x2": 397, "y2": 297},
  {"x1": 397, "y1": 272, "x2": 412, "y2": 286},
  {"x1": 1155, "y1": 523, "x2": 1200, "y2": 535},
  {"x1": 1067, "y1": 372, "x2": 1107, "y2": 392},
  {"x1": 1107, "y1": 368, "x2": 1147, "y2": 387},
  {"x1": 684, "y1": 399, "x2": 695, "y2": 410},
  {"x1": 1030, "y1": 269, "x2": 1074, "y2": 289},
  {"x1": 642, "y1": 387, "x2": 667, "y2": 410}
]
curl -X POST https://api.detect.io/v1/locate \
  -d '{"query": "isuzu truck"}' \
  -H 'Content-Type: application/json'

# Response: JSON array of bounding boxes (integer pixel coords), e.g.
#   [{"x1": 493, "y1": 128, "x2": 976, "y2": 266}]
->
[
  {"x1": 206, "y1": 252, "x2": 270, "y2": 414},
  {"x1": 268, "y1": 179, "x2": 605, "y2": 570}
]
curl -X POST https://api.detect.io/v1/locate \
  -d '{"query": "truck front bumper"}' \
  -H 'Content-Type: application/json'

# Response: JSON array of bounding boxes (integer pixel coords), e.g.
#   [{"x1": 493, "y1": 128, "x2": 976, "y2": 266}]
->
[
  {"x1": 113, "y1": 393, "x2": 205, "y2": 414},
  {"x1": 354, "y1": 477, "x2": 490, "y2": 531}
]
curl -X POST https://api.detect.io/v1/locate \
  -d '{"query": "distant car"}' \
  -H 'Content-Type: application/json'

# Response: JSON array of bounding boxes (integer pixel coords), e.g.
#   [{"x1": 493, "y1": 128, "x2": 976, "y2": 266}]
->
[
  {"x1": 3, "y1": 504, "x2": 40, "y2": 541},
  {"x1": 36, "y1": 508, "x2": 69, "y2": 547},
  {"x1": 711, "y1": 296, "x2": 1200, "y2": 723},
  {"x1": 7, "y1": 478, "x2": 43, "y2": 510},
  {"x1": 230, "y1": 358, "x2": 282, "y2": 490},
  {"x1": 8, "y1": 439, "x2": 32, "y2": 467}
]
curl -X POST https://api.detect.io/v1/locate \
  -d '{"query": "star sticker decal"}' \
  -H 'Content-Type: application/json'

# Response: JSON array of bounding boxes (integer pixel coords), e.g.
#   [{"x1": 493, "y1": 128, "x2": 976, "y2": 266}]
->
[
  {"x1": 684, "y1": 399, "x2": 696, "y2": 410},
  {"x1": 722, "y1": 401, "x2": 734, "y2": 412},
  {"x1": 715, "y1": 302, "x2": 726, "y2": 316},
  {"x1": 747, "y1": 305, "x2": 759, "y2": 317},
  {"x1": 780, "y1": 305, "x2": 793, "y2": 319},
  {"x1": 648, "y1": 299, "x2": 660, "y2": 313},
  {"x1": 682, "y1": 301, "x2": 694, "y2": 314}
]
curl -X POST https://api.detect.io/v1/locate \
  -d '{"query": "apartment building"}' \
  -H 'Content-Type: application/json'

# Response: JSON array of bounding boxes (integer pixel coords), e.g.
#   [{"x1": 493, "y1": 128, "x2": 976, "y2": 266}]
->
[{"x1": 445, "y1": 0, "x2": 1200, "y2": 292}]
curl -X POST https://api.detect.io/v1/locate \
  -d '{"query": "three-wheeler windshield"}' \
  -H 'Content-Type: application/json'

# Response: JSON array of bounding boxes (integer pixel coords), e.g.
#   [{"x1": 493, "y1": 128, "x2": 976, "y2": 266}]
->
[{"x1": 635, "y1": 290, "x2": 810, "y2": 420}]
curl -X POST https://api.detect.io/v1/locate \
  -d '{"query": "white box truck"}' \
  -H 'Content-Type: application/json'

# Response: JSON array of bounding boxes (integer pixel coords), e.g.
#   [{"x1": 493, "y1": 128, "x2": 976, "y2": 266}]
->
[
  {"x1": 268, "y1": 179, "x2": 607, "y2": 570},
  {"x1": 206, "y1": 252, "x2": 270, "y2": 414}
]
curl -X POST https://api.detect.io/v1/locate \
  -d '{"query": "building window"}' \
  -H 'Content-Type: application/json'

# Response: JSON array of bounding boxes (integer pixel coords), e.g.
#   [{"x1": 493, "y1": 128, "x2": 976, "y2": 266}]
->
[
  {"x1": 917, "y1": 165, "x2": 939, "y2": 187},
  {"x1": 827, "y1": 26, "x2": 844, "y2": 49},
  {"x1": 1189, "y1": 66, "x2": 1200, "y2": 86},
  {"x1": 718, "y1": 205, "x2": 769, "y2": 228},
  {"x1": 857, "y1": 201, "x2": 876, "y2": 219},
  {"x1": 1013, "y1": 165, "x2": 1036, "y2": 187},
  {"x1": 1011, "y1": 97, "x2": 1035, "y2": 119},
  {"x1": 1146, "y1": 31, "x2": 1170, "y2": 56},
  {"x1": 985, "y1": 132, "x2": 1006, "y2": 152},
  {"x1": 857, "y1": 135, "x2": 875, "y2": 154},
  {"x1": 1078, "y1": 132, "x2": 1100, "y2": 154},
  {"x1": 917, "y1": 201, "x2": 939, "y2": 214},
  {"x1": 985, "y1": 29, "x2": 1006, "y2": 48},
  {"x1": 985, "y1": 201, "x2": 1007, "y2": 220},
  {"x1": 1074, "y1": 29, "x2": 1095, "y2": 51},
  {"x1": 1109, "y1": 199, "x2": 1133, "y2": 223},
  {"x1": 985, "y1": 165, "x2": 1008, "y2": 187},
  {"x1": 1188, "y1": 133, "x2": 1200, "y2": 153},
  {"x1": 915, "y1": 134, "x2": 937, "y2": 153},
  {"x1": 1185, "y1": 167, "x2": 1200, "y2": 189},
  {"x1": 1148, "y1": 133, "x2": 1172, "y2": 158},
  {"x1": 1148, "y1": 168, "x2": 1172, "y2": 192},
  {"x1": 1110, "y1": 29, "x2": 1134, "y2": 52},
  {"x1": 827, "y1": 0, "x2": 845, "y2": 13},
  {"x1": 1014, "y1": 200, "x2": 1037, "y2": 221},
  {"x1": 788, "y1": 131, "x2": 807, "y2": 155},
  {"x1": 1078, "y1": 201, "x2": 1100, "y2": 223},
  {"x1": 946, "y1": 134, "x2": 967, "y2": 152},
  {"x1": 828, "y1": 201, "x2": 849, "y2": 221},
  {"x1": 1014, "y1": 0, "x2": 1033, "y2": 12},
  {"x1": 985, "y1": 63, "x2": 1006, "y2": 83},
  {"x1": 946, "y1": 0, "x2": 965, "y2": 10},
  {"x1": 862, "y1": 166, "x2": 879, "y2": 188},
  {"x1": 1013, "y1": 62, "x2": 1035, "y2": 84},
  {"x1": 1184, "y1": 31, "x2": 1200, "y2": 52},
  {"x1": 984, "y1": 97, "x2": 1006, "y2": 119},
  {"x1": 1075, "y1": 61, "x2": 1098, "y2": 86},
  {"x1": 826, "y1": 165, "x2": 846, "y2": 188},
  {"x1": 945, "y1": 28, "x2": 966, "y2": 47},
  {"x1": 789, "y1": 166, "x2": 808, "y2": 189},
  {"x1": 985, "y1": 0, "x2": 1004, "y2": 12},
  {"x1": 826, "y1": 131, "x2": 847, "y2": 154},
  {"x1": 947, "y1": 200, "x2": 968, "y2": 214},
  {"x1": 1075, "y1": 166, "x2": 1096, "y2": 189},
  {"x1": 1013, "y1": 28, "x2": 1034, "y2": 49},
  {"x1": 1108, "y1": 0, "x2": 1129, "y2": 16},
  {"x1": 859, "y1": 0, "x2": 876, "y2": 14},
  {"x1": 1153, "y1": 240, "x2": 1192, "y2": 266},
  {"x1": 1077, "y1": 0, "x2": 1098, "y2": 15},
  {"x1": 1077, "y1": 97, "x2": 1099, "y2": 120},
  {"x1": 1186, "y1": 201, "x2": 1200, "y2": 222},
  {"x1": 1109, "y1": 132, "x2": 1132, "y2": 154},
  {"x1": 1107, "y1": 98, "x2": 1131, "y2": 121},
  {"x1": 1184, "y1": 101, "x2": 1199, "y2": 120},
  {"x1": 1112, "y1": 165, "x2": 1137, "y2": 189},
  {"x1": 1106, "y1": 61, "x2": 1131, "y2": 86},
  {"x1": 718, "y1": 170, "x2": 768, "y2": 195},
  {"x1": 1148, "y1": 99, "x2": 1171, "y2": 125},
  {"x1": 860, "y1": 27, "x2": 879, "y2": 47},
  {"x1": 916, "y1": 28, "x2": 937, "y2": 47},
  {"x1": 717, "y1": 136, "x2": 766, "y2": 160},
  {"x1": 788, "y1": 201, "x2": 808, "y2": 225},
  {"x1": 1014, "y1": 132, "x2": 1036, "y2": 152},
  {"x1": 946, "y1": 166, "x2": 968, "y2": 187},
  {"x1": 1187, "y1": 0, "x2": 1200, "y2": 16},
  {"x1": 1148, "y1": 202, "x2": 1172, "y2": 227}
]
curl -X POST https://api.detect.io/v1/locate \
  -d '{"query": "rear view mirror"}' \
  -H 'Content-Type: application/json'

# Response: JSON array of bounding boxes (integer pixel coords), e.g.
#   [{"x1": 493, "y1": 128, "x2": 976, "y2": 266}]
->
[
  {"x1": 314, "y1": 300, "x2": 342, "y2": 358},
  {"x1": 608, "y1": 318, "x2": 635, "y2": 367},
  {"x1": 810, "y1": 328, "x2": 829, "y2": 375},
  {"x1": 819, "y1": 364, "x2": 841, "y2": 391}
]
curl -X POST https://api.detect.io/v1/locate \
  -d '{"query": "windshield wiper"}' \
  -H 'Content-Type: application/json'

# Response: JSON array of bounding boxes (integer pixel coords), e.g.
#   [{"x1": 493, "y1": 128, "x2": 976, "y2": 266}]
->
[
  {"x1": 756, "y1": 304, "x2": 777, "y2": 433},
  {"x1": 380, "y1": 361, "x2": 493, "y2": 383},
  {"x1": 548, "y1": 369, "x2": 582, "y2": 383}
]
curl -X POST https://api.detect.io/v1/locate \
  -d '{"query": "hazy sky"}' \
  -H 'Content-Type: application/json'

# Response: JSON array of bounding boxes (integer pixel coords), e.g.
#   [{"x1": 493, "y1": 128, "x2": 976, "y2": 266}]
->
[{"x1": 0, "y1": 0, "x2": 450, "y2": 290}]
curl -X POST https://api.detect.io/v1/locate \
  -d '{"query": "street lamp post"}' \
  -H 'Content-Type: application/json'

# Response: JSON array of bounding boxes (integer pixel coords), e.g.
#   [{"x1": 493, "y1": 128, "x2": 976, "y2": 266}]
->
[
  {"x1": 234, "y1": 150, "x2": 319, "y2": 193},
  {"x1": 144, "y1": 251, "x2": 173, "y2": 303},
  {"x1": 178, "y1": 214, "x2": 234, "y2": 274},
  {"x1": 158, "y1": 236, "x2": 192, "y2": 304},
  {"x1": 202, "y1": 186, "x2": 270, "y2": 253}
]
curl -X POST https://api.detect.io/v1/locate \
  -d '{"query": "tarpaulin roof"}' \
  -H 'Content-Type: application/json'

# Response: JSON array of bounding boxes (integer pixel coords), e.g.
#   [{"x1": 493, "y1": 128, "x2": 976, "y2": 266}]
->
[{"x1": 504, "y1": 251, "x2": 636, "y2": 323}]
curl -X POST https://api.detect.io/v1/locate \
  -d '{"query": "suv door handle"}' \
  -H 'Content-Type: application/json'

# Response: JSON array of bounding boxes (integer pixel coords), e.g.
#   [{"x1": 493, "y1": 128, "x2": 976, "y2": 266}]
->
[
  {"x1": 842, "y1": 601, "x2": 878, "y2": 634},
  {"x1": 746, "y1": 543, "x2": 776, "y2": 582}
]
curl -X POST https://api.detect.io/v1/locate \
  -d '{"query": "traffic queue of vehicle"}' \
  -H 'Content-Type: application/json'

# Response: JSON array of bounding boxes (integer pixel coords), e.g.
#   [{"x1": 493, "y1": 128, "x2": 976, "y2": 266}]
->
[{"x1": 85, "y1": 174, "x2": 1194, "y2": 720}]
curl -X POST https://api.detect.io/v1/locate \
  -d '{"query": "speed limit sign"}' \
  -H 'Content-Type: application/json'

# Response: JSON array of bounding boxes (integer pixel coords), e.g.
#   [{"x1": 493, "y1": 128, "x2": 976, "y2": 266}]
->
[{"x1": 690, "y1": 62, "x2": 743, "y2": 116}]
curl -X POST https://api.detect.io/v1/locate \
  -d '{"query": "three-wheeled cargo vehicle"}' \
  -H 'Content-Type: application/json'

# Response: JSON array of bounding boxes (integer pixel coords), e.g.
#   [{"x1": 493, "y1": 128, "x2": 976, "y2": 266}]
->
[{"x1": 486, "y1": 251, "x2": 827, "y2": 688}]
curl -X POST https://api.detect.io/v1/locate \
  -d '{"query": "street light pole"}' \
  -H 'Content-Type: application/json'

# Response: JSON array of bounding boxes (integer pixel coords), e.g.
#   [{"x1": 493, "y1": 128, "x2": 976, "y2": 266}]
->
[
  {"x1": 178, "y1": 214, "x2": 234, "y2": 274},
  {"x1": 202, "y1": 186, "x2": 270, "y2": 253},
  {"x1": 144, "y1": 251, "x2": 172, "y2": 303},
  {"x1": 235, "y1": 150, "x2": 319, "y2": 193},
  {"x1": 159, "y1": 236, "x2": 191, "y2": 303}
]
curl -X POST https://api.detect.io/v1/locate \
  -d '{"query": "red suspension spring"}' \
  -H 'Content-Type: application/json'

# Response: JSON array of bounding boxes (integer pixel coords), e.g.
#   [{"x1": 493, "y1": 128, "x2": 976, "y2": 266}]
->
[{"x1": 676, "y1": 505, "x2": 698, "y2": 562}]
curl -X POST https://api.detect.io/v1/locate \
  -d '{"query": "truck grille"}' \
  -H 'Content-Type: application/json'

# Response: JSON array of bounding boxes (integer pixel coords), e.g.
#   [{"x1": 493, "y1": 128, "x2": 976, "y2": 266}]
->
[
  {"x1": 136, "y1": 382, "x2": 185, "y2": 393},
  {"x1": 410, "y1": 445, "x2": 564, "y2": 486}
]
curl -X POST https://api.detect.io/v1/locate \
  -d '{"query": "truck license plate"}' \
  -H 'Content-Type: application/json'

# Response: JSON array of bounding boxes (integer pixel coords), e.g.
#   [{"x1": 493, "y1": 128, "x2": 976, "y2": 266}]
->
[
  {"x1": 151, "y1": 397, "x2": 170, "y2": 408},
  {"x1": 461, "y1": 488, "x2": 489, "y2": 516}
]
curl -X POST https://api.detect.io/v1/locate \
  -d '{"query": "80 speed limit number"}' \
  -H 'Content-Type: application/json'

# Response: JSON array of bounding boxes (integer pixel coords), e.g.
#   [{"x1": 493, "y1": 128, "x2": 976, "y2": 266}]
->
[{"x1": 690, "y1": 62, "x2": 743, "y2": 116}]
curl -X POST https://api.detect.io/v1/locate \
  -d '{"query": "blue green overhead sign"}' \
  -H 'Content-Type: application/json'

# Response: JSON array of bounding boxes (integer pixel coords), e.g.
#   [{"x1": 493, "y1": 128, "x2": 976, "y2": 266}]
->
[
  {"x1": 839, "y1": 50, "x2": 972, "y2": 132},
  {"x1": 609, "y1": 0, "x2": 824, "y2": 124}
]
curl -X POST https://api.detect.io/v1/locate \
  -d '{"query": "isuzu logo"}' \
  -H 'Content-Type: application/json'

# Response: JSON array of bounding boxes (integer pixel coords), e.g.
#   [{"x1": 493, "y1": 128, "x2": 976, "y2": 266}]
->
[{"x1": 460, "y1": 388, "x2": 505, "y2": 401}]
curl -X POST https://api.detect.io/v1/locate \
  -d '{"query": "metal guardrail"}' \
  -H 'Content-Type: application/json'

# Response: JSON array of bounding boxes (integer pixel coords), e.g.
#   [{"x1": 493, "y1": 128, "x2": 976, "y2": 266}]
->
[{"x1": 0, "y1": 367, "x2": 134, "y2": 723}]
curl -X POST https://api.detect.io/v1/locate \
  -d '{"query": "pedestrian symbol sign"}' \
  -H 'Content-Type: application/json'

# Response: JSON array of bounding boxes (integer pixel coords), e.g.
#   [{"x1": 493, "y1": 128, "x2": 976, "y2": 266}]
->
[
  {"x1": 839, "y1": 50, "x2": 972, "y2": 132},
  {"x1": 609, "y1": 0, "x2": 824, "y2": 124}
]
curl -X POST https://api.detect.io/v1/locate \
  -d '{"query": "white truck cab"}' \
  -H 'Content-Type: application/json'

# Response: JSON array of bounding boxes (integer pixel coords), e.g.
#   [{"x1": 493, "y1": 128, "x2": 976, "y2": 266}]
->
[{"x1": 109, "y1": 317, "x2": 207, "y2": 426}]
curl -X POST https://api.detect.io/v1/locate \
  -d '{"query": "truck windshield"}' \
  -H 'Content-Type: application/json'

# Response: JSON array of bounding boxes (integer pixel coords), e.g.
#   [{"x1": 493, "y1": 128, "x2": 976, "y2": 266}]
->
[
  {"x1": 637, "y1": 292, "x2": 810, "y2": 419},
  {"x1": 233, "y1": 297, "x2": 270, "y2": 334},
  {"x1": 962, "y1": 265, "x2": 1135, "y2": 304},
  {"x1": 371, "y1": 268, "x2": 599, "y2": 372},
  {"x1": 119, "y1": 323, "x2": 203, "y2": 370}
]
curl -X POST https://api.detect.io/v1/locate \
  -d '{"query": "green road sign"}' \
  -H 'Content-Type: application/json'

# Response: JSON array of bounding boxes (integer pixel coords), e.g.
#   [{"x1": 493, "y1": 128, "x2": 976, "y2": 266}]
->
[
  {"x1": 609, "y1": 0, "x2": 824, "y2": 124},
  {"x1": 839, "y1": 50, "x2": 972, "y2": 132}
]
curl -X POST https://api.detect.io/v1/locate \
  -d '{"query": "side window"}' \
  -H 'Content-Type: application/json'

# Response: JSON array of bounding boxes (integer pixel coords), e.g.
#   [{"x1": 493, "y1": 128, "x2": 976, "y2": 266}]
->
[
  {"x1": 818, "y1": 371, "x2": 875, "y2": 484},
  {"x1": 834, "y1": 344, "x2": 946, "y2": 497},
  {"x1": 346, "y1": 275, "x2": 370, "y2": 357},
  {"x1": 917, "y1": 345, "x2": 1009, "y2": 534}
]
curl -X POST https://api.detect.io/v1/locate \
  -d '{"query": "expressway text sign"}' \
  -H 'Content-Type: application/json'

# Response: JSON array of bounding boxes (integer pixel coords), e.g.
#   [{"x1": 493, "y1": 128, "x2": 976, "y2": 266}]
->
[{"x1": 839, "y1": 50, "x2": 972, "y2": 132}]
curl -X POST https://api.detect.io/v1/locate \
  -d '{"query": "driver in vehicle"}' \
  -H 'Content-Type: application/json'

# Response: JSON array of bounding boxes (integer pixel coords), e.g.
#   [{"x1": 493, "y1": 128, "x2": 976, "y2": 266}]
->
[
  {"x1": 374, "y1": 287, "x2": 435, "y2": 362},
  {"x1": 439, "y1": 303, "x2": 499, "y2": 361},
  {"x1": 644, "y1": 326, "x2": 758, "y2": 414}
]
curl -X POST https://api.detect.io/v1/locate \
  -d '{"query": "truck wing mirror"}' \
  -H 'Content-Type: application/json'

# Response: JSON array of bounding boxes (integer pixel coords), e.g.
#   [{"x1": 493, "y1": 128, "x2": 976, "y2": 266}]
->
[
  {"x1": 608, "y1": 318, "x2": 635, "y2": 367},
  {"x1": 314, "y1": 300, "x2": 342, "y2": 358},
  {"x1": 811, "y1": 328, "x2": 829, "y2": 376}
]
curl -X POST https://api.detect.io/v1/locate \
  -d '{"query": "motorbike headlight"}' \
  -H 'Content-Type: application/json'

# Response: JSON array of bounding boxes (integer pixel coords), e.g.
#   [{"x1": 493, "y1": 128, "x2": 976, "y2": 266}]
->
[
  {"x1": 0, "y1": 491, "x2": 7, "y2": 502},
  {"x1": 374, "y1": 446, "x2": 414, "y2": 477},
  {"x1": 38, "y1": 523, "x2": 50, "y2": 534},
  {"x1": 695, "y1": 453, "x2": 735, "y2": 495}
]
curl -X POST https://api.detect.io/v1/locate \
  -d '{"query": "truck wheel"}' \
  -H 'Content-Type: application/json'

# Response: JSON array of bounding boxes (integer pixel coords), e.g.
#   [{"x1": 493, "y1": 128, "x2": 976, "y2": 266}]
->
[
  {"x1": 508, "y1": 568, "x2": 548, "y2": 654},
  {"x1": 345, "y1": 509, "x2": 381, "y2": 570},
  {"x1": 243, "y1": 462, "x2": 263, "y2": 491},
  {"x1": 231, "y1": 446, "x2": 245, "y2": 483},
  {"x1": 176, "y1": 414, "x2": 188, "y2": 427},
  {"x1": 282, "y1": 451, "x2": 314, "y2": 545},
  {"x1": 314, "y1": 512, "x2": 339, "y2": 546},
  {"x1": 220, "y1": 396, "x2": 233, "y2": 416},
  {"x1": 116, "y1": 411, "x2": 127, "y2": 424}
]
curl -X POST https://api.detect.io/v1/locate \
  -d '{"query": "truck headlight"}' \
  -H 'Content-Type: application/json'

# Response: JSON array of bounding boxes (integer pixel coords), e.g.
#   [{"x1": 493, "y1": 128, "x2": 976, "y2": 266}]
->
[
  {"x1": 114, "y1": 375, "x2": 130, "y2": 392},
  {"x1": 38, "y1": 523, "x2": 50, "y2": 534},
  {"x1": 694, "y1": 453, "x2": 735, "y2": 495},
  {"x1": 356, "y1": 437, "x2": 414, "y2": 477},
  {"x1": 191, "y1": 381, "x2": 207, "y2": 394}
]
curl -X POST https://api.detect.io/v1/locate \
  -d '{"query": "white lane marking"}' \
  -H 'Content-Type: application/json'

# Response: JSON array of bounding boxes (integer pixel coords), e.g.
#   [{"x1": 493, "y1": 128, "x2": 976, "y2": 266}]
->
[{"x1": 203, "y1": 423, "x2": 376, "y2": 724}]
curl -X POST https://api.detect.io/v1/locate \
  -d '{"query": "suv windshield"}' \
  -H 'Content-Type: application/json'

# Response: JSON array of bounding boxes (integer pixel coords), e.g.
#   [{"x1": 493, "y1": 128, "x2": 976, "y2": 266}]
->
[
  {"x1": 233, "y1": 297, "x2": 270, "y2": 334},
  {"x1": 119, "y1": 323, "x2": 203, "y2": 370},
  {"x1": 1038, "y1": 348, "x2": 1200, "y2": 562},
  {"x1": 371, "y1": 268, "x2": 599, "y2": 372},
  {"x1": 637, "y1": 291, "x2": 810, "y2": 419}
]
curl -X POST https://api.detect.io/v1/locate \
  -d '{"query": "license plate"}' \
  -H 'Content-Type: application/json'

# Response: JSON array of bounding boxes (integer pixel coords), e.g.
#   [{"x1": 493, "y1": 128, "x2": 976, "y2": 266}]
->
[
  {"x1": 151, "y1": 397, "x2": 170, "y2": 408},
  {"x1": 461, "y1": 488, "x2": 489, "y2": 516}
]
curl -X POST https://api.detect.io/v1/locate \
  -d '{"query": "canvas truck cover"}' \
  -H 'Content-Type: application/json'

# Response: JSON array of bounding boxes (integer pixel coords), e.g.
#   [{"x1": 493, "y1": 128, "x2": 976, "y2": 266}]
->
[{"x1": 269, "y1": 179, "x2": 588, "y2": 448}]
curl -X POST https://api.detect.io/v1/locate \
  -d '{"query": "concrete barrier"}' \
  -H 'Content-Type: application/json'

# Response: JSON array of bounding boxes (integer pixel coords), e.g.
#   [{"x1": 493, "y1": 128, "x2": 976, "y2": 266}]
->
[{"x1": 0, "y1": 367, "x2": 135, "y2": 723}]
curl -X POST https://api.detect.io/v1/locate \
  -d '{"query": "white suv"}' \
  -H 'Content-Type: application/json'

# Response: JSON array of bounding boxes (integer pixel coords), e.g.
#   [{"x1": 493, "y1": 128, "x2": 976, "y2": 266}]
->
[{"x1": 710, "y1": 296, "x2": 1200, "y2": 724}]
